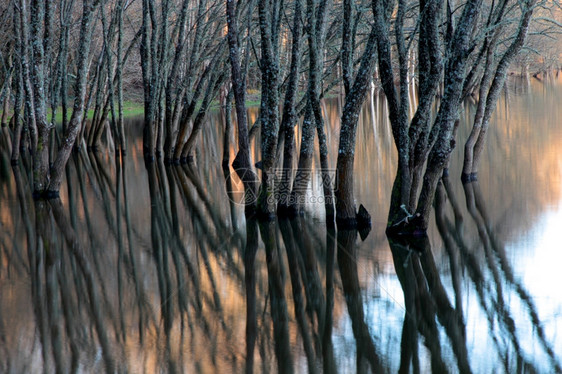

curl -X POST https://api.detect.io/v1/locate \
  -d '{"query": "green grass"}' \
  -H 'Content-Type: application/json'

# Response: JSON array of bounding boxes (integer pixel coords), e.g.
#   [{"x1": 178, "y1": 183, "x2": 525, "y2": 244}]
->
[
  {"x1": 0, "y1": 95, "x2": 265, "y2": 125},
  {"x1": 47, "y1": 101, "x2": 145, "y2": 123},
  {"x1": 1, "y1": 101, "x2": 146, "y2": 124}
]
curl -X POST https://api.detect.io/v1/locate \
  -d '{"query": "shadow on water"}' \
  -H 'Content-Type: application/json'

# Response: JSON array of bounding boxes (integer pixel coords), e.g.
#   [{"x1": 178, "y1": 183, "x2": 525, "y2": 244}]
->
[
  {"x1": 1, "y1": 148, "x2": 249, "y2": 373},
  {"x1": 1, "y1": 146, "x2": 562, "y2": 373},
  {"x1": 1, "y1": 76, "x2": 562, "y2": 373}
]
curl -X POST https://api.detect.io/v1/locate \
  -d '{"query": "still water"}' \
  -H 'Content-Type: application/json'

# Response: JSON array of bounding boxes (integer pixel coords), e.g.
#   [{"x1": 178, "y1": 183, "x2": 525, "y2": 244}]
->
[{"x1": 1, "y1": 75, "x2": 562, "y2": 373}]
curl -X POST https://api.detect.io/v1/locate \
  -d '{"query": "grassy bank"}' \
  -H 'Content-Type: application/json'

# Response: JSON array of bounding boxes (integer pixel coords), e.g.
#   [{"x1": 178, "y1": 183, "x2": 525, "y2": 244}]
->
[
  {"x1": 48, "y1": 101, "x2": 145, "y2": 123},
  {"x1": 0, "y1": 94, "x2": 266, "y2": 126},
  {"x1": 0, "y1": 101, "x2": 145, "y2": 125}
]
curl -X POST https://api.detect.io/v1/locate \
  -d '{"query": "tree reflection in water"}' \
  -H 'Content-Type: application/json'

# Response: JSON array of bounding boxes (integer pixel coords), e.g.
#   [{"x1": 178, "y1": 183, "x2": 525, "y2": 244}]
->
[
  {"x1": 337, "y1": 229, "x2": 384, "y2": 373},
  {"x1": 1, "y1": 78, "x2": 562, "y2": 372}
]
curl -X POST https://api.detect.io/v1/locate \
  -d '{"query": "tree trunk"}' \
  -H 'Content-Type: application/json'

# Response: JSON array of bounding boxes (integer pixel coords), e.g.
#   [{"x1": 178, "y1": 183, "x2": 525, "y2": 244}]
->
[
  {"x1": 309, "y1": 0, "x2": 334, "y2": 221},
  {"x1": 48, "y1": 0, "x2": 99, "y2": 194},
  {"x1": 163, "y1": 0, "x2": 190, "y2": 162},
  {"x1": 277, "y1": 0, "x2": 303, "y2": 216},
  {"x1": 28, "y1": 0, "x2": 50, "y2": 195},
  {"x1": 291, "y1": 104, "x2": 315, "y2": 214},
  {"x1": 388, "y1": 0, "x2": 483, "y2": 233},
  {"x1": 11, "y1": 6, "x2": 24, "y2": 164},
  {"x1": 335, "y1": 16, "x2": 378, "y2": 227},
  {"x1": 256, "y1": 0, "x2": 281, "y2": 219},
  {"x1": 226, "y1": 0, "x2": 258, "y2": 213},
  {"x1": 140, "y1": 0, "x2": 157, "y2": 161},
  {"x1": 466, "y1": 1, "x2": 534, "y2": 178}
]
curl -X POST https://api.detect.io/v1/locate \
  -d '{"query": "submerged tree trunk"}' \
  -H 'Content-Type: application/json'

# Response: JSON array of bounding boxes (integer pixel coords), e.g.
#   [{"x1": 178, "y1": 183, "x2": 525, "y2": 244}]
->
[
  {"x1": 48, "y1": 0, "x2": 99, "y2": 195},
  {"x1": 291, "y1": 104, "x2": 315, "y2": 215},
  {"x1": 10, "y1": 5, "x2": 24, "y2": 164},
  {"x1": 310, "y1": 0, "x2": 334, "y2": 221},
  {"x1": 379, "y1": 0, "x2": 443, "y2": 229},
  {"x1": 140, "y1": 0, "x2": 158, "y2": 161},
  {"x1": 463, "y1": 0, "x2": 534, "y2": 181},
  {"x1": 413, "y1": 0, "x2": 483, "y2": 230},
  {"x1": 277, "y1": 0, "x2": 303, "y2": 216},
  {"x1": 384, "y1": 0, "x2": 485, "y2": 234},
  {"x1": 226, "y1": 0, "x2": 258, "y2": 213},
  {"x1": 28, "y1": 0, "x2": 50, "y2": 196},
  {"x1": 163, "y1": 0, "x2": 190, "y2": 162},
  {"x1": 256, "y1": 0, "x2": 282, "y2": 219},
  {"x1": 335, "y1": 11, "x2": 379, "y2": 228}
]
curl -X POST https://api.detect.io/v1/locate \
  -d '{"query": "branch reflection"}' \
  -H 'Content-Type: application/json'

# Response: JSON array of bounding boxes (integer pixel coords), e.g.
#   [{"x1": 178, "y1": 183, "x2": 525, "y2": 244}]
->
[{"x1": 1, "y1": 132, "x2": 561, "y2": 373}]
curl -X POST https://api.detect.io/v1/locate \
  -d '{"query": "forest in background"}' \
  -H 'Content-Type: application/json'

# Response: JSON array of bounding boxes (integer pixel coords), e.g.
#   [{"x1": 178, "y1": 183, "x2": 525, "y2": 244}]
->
[{"x1": 0, "y1": 0, "x2": 561, "y2": 232}]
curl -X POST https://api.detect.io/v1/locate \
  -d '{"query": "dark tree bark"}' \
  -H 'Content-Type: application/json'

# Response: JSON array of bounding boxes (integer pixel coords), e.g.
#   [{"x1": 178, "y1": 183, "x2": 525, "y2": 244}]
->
[
  {"x1": 27, "y1": 0, "x2": 50, "y2": 195},
  {"x1": 140, "y1": 0, "x2": 158, "y2": 161},
  {"x1": 291, "y1": 104, "x2": 315, "y2": 214},
  {"x1": 115, "y1": 0, "x2": 125, "y2": 155},
  {"x1": 310, "y1": 0, "x2": 335, "y2": 221},
  {"x1": 341, "y1": 0, "x2": 353, "y2": 96},
  {"x1": 48, "y1": 0, "x2": 100, "y2": 194},
  {"x1": 290, "y1": 0, "x2": 333, "y2": 219},
  {"x1": 412, "y1": 0, "x2": 484, "y2": 230},
  {"x1": 256, "y1": 0, "x2": 282, "y2": 218},
  {"x1": 463, "y1": 0, "x2": 535, "y2": 180},
  {"x1": 179, "y1": 66, "x2": 226, "y2": 161},
  {"x1": 163, "y1": 0, "x2": 190, "y2": 161},
  {"x1": 335, "y1": 3, "x2": 380, "y2": 227},
  {"x1": 380, "y1": 0, "x2": 503, "y2": 235},
  {"x1": 226, "y1": 0, "x2": 258, "y2": 213},
  {"x1": 100, "y1": 1, "x2": 120, "y2": 154},
  {"x1": 277, "y1": 0, "x2": 303, "y2": 215},
  {"x1": 10, "y1": 5, "x2": 24, "y2": 164}
]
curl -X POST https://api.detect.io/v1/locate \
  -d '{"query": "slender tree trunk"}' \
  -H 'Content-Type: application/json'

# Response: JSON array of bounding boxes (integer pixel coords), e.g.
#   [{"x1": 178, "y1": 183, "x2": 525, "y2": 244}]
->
[
  {"x1": 226, "y1": 0, "x2": 258, "y2": 213},
  {"x1": 462, "y1": 48, "x2": 495, "y2": 180},
  {"x1": 277, "y1": 0, "x2": 303, "y2": 216},
  {"x1": 179, "y1": 70, "x2": 226, "y2": 161},
  {"x1": 10, "y1": 6, "x2": 24, "y2": 164},
  {"x1": 310, "y1": 0, "x2": 334, "y2": 220},
  {"x1": 140, "y1": 0, "x2": 157, "y2": 161},
  {"x1": 291, "y1": 103, "x2": 315, "y2": 214},
  {"x1": 1, "y1": 80, "x2": 9, "y2": 127},
  {"x1": 256, "y1": 0, "x2": 281, "y2": 218},
  {"x1": 116, "y1": 0, "x2": 125, "y2": 155},
  {"x1": 335, "y1": 19, "x2": 379, "y2": 227},
  {"x1": 48, "y1": 0, "x2": 99, "y2": 194},
  {"x1": 100, "y1": 1, "x2": 120, "y2": 155},
  {"x1": 467, "y1": 1, "x2": 534, "y2": 178},
  {"x1": 28, "y1": 0, "x2": 51, "y2": 195},
  {"x1": 163, "y1": 0, "x2": 190, "y2": 162},
  {"x1": 341, "y1": 0, "x2": 353, "y2": 96}
]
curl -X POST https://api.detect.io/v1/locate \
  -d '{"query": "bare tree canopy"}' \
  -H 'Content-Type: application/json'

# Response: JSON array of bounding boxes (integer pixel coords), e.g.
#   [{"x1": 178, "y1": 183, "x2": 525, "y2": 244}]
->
[{"x1": 0, "y1": 0, "x2": 559, "y2": 233}]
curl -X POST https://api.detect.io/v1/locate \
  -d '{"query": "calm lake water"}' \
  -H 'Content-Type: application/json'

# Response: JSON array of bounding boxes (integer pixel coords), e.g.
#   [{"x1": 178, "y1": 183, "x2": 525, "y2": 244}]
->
[{"x1": 1, "y1": 75, "x2": 562, "y2": 373}]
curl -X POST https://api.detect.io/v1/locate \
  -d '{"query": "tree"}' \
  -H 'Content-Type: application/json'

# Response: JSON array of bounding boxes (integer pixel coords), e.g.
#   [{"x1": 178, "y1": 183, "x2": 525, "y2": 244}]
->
[
  {"x1": 226, "y1": 0, "x2": 259, "y2": 213},
  {"x1": 463, "y1": 0, "x2": 536, "y2": 181},
  {"x1": 332, "y1": 0, "x2": 539, "y2": 234},
  {"x1": 9, "y1": 0, "x2": 100, "y2": 197},
  {"x1": 335, "y1": 0, "x2": 382, "y2": 228}
]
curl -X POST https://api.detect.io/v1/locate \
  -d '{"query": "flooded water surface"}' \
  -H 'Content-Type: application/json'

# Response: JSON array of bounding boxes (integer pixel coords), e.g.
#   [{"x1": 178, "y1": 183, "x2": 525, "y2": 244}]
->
[{"x1": 1, "y1": 76, "x2": 562, "y2": 373}]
